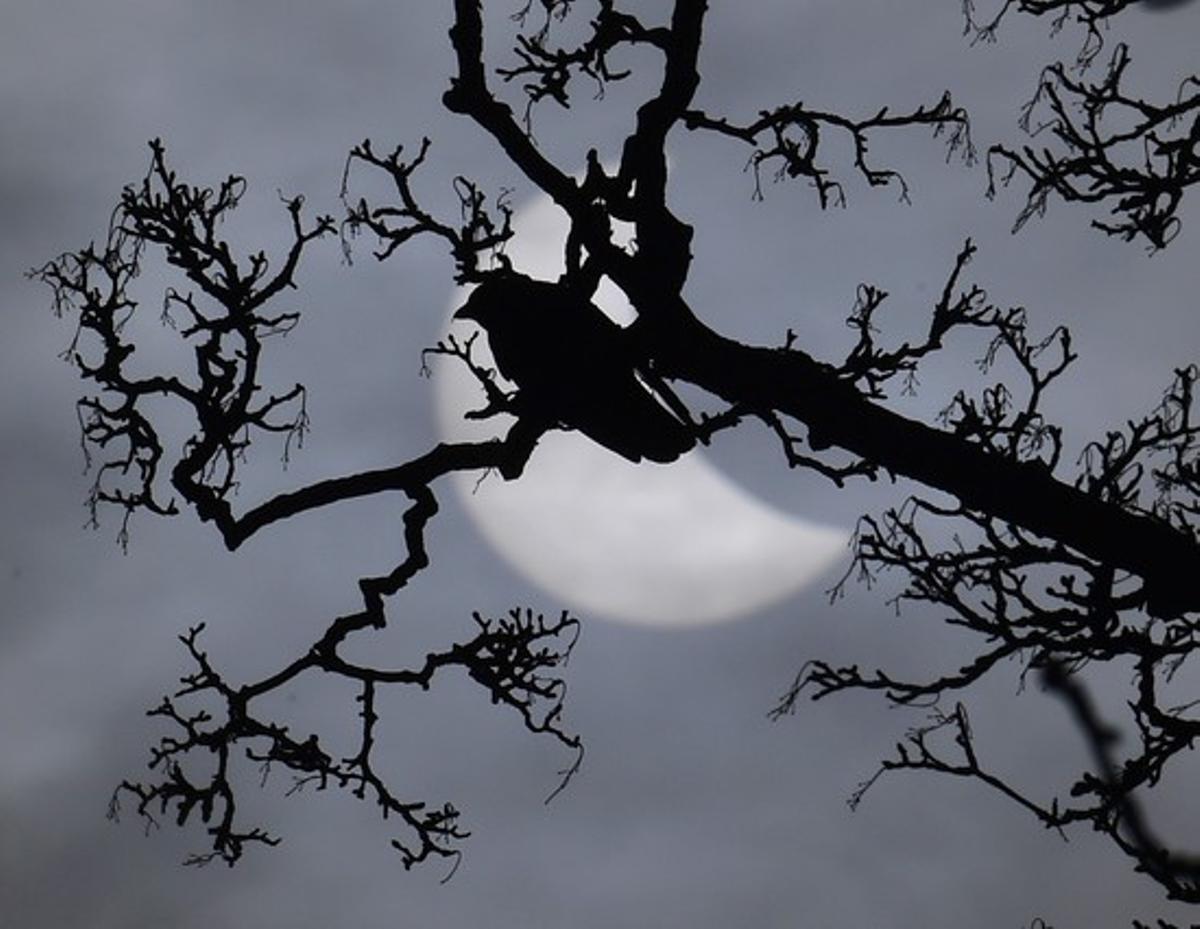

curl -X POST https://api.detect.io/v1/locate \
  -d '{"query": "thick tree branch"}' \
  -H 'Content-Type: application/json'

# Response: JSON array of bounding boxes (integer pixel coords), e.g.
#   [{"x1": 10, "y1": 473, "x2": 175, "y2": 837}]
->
[
  {"x1": 200, "y1": 423, "x2": 545, "y2": 550},
  {"x1": 637, "y1": 290, "x2": 1197, "y2": 616}
]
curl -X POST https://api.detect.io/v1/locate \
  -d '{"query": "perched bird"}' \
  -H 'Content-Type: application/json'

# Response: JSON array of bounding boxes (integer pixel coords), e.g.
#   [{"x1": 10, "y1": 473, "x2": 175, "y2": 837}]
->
[{"x1": 453, "y1": 273, "x2": 695, "y2": 463}]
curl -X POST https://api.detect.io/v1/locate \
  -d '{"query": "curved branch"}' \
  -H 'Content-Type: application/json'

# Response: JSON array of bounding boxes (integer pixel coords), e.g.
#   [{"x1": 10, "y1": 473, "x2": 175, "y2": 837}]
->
[{"x1": 196, "y1": 421, "x2": 546, "y2": 550}]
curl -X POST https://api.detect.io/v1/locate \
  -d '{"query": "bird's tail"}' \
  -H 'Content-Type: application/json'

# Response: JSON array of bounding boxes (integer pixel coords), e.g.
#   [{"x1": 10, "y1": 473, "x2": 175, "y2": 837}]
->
[{"x1": 576, "y1": 384, "x2": 695, "y2": 464}]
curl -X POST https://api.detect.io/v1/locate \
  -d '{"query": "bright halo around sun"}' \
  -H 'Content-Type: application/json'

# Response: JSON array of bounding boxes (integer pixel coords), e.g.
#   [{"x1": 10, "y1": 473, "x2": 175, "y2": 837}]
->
[{"x1": 433, "y1": 190, "x2": 849, "y2": 627}]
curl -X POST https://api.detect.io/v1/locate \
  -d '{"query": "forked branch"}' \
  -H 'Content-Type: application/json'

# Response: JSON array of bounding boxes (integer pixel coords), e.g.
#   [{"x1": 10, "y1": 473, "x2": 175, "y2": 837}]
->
[{"x1": 988, "y1": 44, "x2": 1200, "y2": 250}]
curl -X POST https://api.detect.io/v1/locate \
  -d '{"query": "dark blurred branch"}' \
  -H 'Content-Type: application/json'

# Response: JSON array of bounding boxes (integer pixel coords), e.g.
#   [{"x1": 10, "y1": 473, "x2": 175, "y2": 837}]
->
[{"x1": 1042, "y1": 659, "x2": 1200, "y2": 902}]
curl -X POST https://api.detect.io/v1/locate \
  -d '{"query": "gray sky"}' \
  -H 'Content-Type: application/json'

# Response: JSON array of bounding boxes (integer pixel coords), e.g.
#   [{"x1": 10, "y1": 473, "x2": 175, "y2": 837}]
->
[{"x1": 3, "y1": 2, "x2": 1200, "y2": 927}]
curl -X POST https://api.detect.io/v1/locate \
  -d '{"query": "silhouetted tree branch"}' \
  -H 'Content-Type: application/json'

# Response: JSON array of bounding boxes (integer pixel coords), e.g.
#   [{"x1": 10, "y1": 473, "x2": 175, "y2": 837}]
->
[
  {"x1": 110, "y1": 604, "x2": 580, "y2": 872},
  {"x1": 988, "y1": 43, "x2": 1200, "y2": 250},
  {"x1": 966, "y1": 0, "x2": 1140, "y2": 67},
  {"x1": 341, "y1": 136, "x2": 515, "y2": 279},
  {"x1": 37, "y1": 1, "x2": 1200, "y2": 923},
  {"x1": 774, "y1": 363, "x2": 1200, "y2": 902},
  {"x1": 966, "y1": 0, "x2": 1200, "y2": 250},
  {"x1": 683, "y1": 92, "x2": 973, "y2": 207}
]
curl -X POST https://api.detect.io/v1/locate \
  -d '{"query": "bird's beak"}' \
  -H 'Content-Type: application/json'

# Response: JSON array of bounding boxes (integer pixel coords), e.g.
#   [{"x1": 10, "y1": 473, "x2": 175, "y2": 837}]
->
[{"x1": 452, "y1": 289, "x2": 481, "y2": 323}]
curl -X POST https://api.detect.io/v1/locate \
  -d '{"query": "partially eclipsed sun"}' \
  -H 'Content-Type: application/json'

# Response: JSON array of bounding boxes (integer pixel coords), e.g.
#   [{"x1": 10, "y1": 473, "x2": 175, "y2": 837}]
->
[{"x1": 434, "y1": 191, "x2": 849, "y2": 627}]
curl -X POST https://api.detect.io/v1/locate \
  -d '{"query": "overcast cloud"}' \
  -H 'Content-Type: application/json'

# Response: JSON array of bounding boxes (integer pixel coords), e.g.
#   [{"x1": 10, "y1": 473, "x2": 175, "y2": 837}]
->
[{"x1": 2, "y1": 3, "x2": 1200, "y2": 927}]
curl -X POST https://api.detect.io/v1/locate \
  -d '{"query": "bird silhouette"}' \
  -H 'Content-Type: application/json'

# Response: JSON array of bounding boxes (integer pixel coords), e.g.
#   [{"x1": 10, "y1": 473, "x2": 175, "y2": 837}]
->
[{"x1": 453, "y1": 273, "x2": 695, "y2": 463}]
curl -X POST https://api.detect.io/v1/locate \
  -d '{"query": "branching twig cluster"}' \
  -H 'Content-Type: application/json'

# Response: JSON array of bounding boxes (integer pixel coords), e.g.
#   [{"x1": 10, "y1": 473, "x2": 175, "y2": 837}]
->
[
  {"x1": 1149, "y1": 366, "x2": 1200, "y2": 537},
  {"x1": 988, "y1": 44, "x2": 1200, "y2": 250},
  {"x1": 510, "y1": 0, "x2": 578, "y2": 44},
  {"x1": 1080, "y1": 365, "x2": 1200, "y2": 514},
  {"x1": 111, "y1": 471, "x2": 579, "y2": 872},
  {"x1": 838, "y1": 238, "x2": 1074, "y2": 458},
  {"x1": 342, "y1": 137, "x2": 514, "y2": 281},
  {"x1": 964, "y1": 0, "x2": 1139, "y2": 68},
  {"x1": 764, "y1": 240, "x2": 1072, "y2": 486},
  {"x1": 683, "y1": 92, "x2": 975, "y2": 208},
  {"x1": 497, "y1": 0, "x2": 667, "y2": 131},
  {"x1": 30, "y1": 139, "x2": 334, "y2": 548},
  {"x1": 421, "y1": 331, "x2": 517, "y2": 423},
  {"x1": 35, "y1": 139, "x2": 555, "y2": 552},
  {"x1": 36, "y1": 139, "x2": 581, "y2": 872},
  {"x1": 775, "y1": 359, "x2": 1200, "y2": 903},
  {"x1": 111, "y1": 603, "x2": 580, "y2": 871}
]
